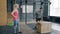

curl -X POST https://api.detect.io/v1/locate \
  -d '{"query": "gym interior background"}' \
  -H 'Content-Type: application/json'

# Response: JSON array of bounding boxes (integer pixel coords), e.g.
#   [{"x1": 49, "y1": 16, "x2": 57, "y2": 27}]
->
[{"x1": 0, "y1": 0, "x2": 60, "y2": 34}]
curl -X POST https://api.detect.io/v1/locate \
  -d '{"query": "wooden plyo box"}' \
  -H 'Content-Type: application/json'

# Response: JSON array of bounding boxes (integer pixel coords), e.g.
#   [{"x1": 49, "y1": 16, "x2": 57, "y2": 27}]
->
[{"x1": 36, "y1": 21, "x2": 52, "y2": 33}]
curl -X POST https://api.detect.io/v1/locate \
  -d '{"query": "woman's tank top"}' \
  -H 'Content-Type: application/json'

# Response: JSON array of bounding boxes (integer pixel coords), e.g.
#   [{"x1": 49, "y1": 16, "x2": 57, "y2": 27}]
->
[{"x1": 13, "y1": 10, "x2": 19, "y2": 20}]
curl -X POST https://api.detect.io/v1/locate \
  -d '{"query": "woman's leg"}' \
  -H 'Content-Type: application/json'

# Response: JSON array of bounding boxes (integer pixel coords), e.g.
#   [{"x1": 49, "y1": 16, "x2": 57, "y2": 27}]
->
[
  {"x1": 17, "y1": 19, "x2": 21, "y2": 32},
  {"x1": 14, "y1": 20, "x2": 17, "y2": 33}
]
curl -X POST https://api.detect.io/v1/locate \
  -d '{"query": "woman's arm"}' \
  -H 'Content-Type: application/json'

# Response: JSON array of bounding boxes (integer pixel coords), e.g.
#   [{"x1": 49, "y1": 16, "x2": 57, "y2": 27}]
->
[{"x1": 11, "y1": 10, "x2": 16, "y2": 18}]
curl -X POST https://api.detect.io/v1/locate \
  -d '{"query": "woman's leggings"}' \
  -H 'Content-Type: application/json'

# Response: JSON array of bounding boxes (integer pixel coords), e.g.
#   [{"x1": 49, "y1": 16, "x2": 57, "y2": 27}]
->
[{"x1": 14, "y1": 19, "x2": 20, "y2": 33}]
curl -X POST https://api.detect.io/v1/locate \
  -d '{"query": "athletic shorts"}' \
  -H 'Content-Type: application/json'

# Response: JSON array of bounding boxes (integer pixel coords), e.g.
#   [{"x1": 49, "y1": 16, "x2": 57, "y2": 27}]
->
[{"x1": 36, "y1": 18, "x2": 41, "y2": 22}]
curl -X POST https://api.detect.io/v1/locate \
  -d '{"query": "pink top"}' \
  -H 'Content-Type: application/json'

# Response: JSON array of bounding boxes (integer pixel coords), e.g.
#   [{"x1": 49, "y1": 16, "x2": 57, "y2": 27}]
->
[{"x1": 13, "y1": 10, "x2": 19, "y2": 20}]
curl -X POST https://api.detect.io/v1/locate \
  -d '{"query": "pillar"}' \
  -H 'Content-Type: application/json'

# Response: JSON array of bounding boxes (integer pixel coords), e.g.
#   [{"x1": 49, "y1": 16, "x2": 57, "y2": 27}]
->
[{"x1": 0, "y1": 0, "x2": 7, "y2": 26}]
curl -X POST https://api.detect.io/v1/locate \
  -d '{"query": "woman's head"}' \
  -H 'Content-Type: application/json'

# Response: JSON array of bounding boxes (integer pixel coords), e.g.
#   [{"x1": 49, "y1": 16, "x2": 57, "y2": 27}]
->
[{"x1": 13, "y1": 4, "x2": 19, "y2": 9}]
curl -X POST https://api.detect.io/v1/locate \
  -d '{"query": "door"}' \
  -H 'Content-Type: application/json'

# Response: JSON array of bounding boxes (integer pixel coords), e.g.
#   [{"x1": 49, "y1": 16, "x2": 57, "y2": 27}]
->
[{"x1": 0, "y1": 0, "x2": 7, "y2": 26}]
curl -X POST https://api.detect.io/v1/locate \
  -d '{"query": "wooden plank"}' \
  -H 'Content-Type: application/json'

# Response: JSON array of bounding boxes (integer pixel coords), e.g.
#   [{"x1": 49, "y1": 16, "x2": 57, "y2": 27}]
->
[{"x1": 0, "y1": 0, "x2": 7, "y2": 26}]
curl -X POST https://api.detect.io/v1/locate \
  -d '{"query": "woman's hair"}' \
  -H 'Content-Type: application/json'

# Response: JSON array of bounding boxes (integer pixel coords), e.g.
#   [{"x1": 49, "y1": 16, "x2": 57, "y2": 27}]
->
[{"x1": 13, "y1": 4, "x2": 19, "y2": 9}]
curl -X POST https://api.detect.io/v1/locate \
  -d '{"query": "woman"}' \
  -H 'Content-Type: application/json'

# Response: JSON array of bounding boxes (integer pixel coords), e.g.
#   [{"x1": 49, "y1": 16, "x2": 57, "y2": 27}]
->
[{"x1": 11, "y1": 4, "x2": 22, "y2": 34}]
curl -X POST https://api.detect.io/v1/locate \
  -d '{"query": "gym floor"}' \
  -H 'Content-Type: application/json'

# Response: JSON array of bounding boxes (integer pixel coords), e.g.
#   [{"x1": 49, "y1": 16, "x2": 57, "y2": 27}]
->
[{"x1": 0, "y1": 21, "x2": 60, "y2": 34}]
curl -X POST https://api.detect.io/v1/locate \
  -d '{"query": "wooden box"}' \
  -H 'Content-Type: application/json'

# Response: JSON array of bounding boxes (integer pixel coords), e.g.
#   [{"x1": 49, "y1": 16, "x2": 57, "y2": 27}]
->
[{"x1": 36, "y1": 21, "x2": 52, "y2": 33}]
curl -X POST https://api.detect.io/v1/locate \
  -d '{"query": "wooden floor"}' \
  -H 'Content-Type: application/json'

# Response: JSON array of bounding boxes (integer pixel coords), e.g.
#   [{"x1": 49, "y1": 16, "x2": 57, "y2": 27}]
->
[{"x1": 21, "y1": 24, "x2": 37, "y2": 34}]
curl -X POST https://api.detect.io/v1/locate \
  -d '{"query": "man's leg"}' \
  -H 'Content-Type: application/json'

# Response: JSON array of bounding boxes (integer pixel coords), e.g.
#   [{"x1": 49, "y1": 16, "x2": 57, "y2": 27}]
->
[
  {"x1": 33, "y1": 18, "x2": 41, "y2": 29},
  {"x1": 33, "y1": 19, "x2": 38, "y2": 29},
  {"x1": 39, "y1": 18, "x2": 41, "y2": 23}
]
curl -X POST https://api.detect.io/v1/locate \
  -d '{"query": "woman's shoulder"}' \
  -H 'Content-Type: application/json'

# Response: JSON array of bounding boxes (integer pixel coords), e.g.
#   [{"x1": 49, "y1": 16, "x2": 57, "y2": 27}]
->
[{"x1": 13, "y1": 9, "x2": 18, "y2": 12}]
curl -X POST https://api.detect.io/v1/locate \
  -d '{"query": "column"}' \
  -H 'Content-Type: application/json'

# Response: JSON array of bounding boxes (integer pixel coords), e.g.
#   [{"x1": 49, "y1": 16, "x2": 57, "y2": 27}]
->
[{"x1": 0, "y1": 0, "x2": 7, "y2": 26}]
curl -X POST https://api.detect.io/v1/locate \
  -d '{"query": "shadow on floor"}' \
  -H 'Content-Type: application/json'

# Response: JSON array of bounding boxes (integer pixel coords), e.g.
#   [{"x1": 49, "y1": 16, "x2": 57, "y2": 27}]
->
[{"x1": 0, "y1": 26, "x2": 14, "y2": 34}]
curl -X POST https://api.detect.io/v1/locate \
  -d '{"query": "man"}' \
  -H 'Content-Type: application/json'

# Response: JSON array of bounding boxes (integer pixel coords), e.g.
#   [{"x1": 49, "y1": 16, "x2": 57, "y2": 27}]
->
[{"x1": 33, "y1": 7, "x2": 43, "y2": 29}]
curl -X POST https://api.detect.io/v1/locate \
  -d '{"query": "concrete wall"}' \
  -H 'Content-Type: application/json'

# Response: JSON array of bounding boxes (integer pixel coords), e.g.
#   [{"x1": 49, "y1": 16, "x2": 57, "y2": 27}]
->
[{"x1": 0, "y1": 0, "x2": 7, "y2": 26}]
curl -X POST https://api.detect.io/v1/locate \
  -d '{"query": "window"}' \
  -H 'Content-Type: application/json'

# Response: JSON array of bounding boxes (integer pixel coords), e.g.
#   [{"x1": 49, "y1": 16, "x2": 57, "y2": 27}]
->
[
  {"x1": 50, "y1": 0, "x2": 60, "y2": 17},
  {"x1": 22, "y1": 5, "x2": 33, "y2": 13}
]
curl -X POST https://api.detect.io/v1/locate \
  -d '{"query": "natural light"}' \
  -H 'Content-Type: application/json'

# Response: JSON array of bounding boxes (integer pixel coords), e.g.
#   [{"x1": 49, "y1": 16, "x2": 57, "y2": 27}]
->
[{"x1": 50, "y1": 0, "x2": 60, "y2": 17}]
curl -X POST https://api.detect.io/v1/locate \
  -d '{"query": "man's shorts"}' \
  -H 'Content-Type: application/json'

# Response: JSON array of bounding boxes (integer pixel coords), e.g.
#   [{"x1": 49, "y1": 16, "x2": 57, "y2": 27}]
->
[{"x1": 36, "y1": 18, "x2": 41, "y2": 22}]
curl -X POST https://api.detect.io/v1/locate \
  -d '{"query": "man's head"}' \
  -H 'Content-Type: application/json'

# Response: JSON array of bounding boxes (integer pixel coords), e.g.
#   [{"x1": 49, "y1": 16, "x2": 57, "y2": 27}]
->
[
  {"x1": 40, "y1": 7, "x2": 43, "y2": 11},
  {"x1": 39, "y1": 7, "x2": 43, "y2": 11}
]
